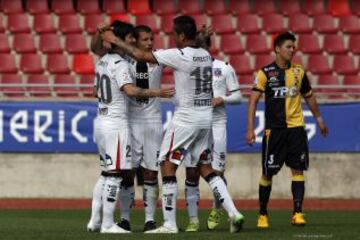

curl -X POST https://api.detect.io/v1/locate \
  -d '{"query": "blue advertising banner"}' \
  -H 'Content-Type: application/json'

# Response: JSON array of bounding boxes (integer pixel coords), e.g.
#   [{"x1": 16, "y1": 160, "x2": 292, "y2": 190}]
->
[{"x1": 0, "y1": 102, "x2": 359, "y2": 153}]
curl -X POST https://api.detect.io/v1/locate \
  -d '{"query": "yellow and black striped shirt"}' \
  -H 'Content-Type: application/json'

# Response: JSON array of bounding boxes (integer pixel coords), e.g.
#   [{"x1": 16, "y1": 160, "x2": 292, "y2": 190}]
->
[{"x1": 253, "y1": 62, "x2": 312, "y2": 129}]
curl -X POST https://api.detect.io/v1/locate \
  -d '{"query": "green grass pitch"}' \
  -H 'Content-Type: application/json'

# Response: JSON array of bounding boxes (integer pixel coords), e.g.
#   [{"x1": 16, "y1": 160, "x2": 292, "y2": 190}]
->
[{"x1": 0, "y1": 209, "x2": 359, "y2": 240}]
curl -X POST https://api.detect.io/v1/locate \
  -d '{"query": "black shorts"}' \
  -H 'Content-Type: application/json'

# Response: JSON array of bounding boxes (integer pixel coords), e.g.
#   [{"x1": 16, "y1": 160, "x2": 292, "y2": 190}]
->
[{"x1": 261, "y1": 127, "x2": 309, "y2": 177}]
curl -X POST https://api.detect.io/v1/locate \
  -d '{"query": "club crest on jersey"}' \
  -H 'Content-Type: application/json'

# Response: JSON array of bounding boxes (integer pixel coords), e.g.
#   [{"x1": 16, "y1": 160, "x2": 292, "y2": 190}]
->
[{"x1": 213, "y1": 68, "x2": 222, "y2": 77}]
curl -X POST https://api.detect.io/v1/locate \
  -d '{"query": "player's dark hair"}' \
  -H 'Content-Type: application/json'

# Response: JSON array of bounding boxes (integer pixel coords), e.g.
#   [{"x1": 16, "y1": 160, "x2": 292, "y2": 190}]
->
[
  {"x1": 195, "y1": 31, "x2": 211, "y2": 49},
  {"x1": 173, "y1": 15, "x2": 197, "y2": 40},
  {"x1": 134, "y1": 25, "x2": 152, "y2": 40},
  {"x1": 273, "y1": 32, "x2": 296, "y2": 50},
  {"x1": 111, "y1": 20, "x2": 134, "y2": 41}
]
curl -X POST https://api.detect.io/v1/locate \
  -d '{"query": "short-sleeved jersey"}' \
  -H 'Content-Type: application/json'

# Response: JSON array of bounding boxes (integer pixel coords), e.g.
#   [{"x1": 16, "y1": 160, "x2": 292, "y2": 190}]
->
[
  {"x1": 253, "y1": 62, "x2": 312, "y2": 129},
  {"x1": 126, "y1": 57, "x2": 163, "y2": 124},
  {"x1": 95, "y1": 53, "x2": 133, "y2": 127},
  {"x1": 212, "y1": 59, "x2": 241, "y2": 122},
  {"x1": 153, "y1": 47, "x2": 213, "y2": 128}
]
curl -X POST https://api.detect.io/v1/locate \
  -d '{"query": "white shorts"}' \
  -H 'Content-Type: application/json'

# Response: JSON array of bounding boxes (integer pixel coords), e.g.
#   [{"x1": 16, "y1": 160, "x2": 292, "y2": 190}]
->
[
  {"x1": 159, "y1": 123, "x2": 212, "y2": 166},
  {"x1": 130, "y1": 122, "x2": 162, "y2": 171},
  {"x1": 94, "y1": 123, "x2": 132, "y2": 172},
  {"x1": 211, "y1": 122, "x2": 227, "y2": 172}
]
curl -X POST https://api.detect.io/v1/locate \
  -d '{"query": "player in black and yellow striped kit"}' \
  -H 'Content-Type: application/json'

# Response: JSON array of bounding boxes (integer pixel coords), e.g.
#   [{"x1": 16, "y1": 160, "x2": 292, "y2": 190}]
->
[{"x1": 246, "y1": 32, "x2": 328, "y2": 228}]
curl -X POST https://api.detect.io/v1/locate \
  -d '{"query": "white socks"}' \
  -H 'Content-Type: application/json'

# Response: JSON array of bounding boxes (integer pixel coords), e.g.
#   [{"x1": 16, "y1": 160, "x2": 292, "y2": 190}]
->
[
  {"x1": 185, "y1": 180, "x2": 200, "y2": 223},
  {"x1": 89, "y1": 175, "x2": 105, "y2": 225},
  {"x1": 162, "y1": 178, "x2": 178, "y2": 229},
  {"x1": 208, "y1": 175, "x2": 240, "y2": 218},
  {"x1": 143, "y1": 180, "x2": 159, "y2": 223},
  {"x1": 118, "y1": 183, "x2": 135, "y2": 221},
  {"x1": 102, "y1": 176, "x2": 122, "y2": 229}
]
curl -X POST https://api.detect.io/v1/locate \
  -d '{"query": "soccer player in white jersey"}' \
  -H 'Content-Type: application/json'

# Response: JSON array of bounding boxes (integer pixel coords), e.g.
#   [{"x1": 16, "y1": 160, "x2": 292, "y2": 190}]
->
[
  {"x1": 117, "y1": 25, "x2": 164, "y2": 232},
  {"x1": 101, "y1": 15, "x2": 245, "y2": 234},
  {"x1": 87, "y1": 21, "x2": 174, "y2": 234},
  {"x1": 184, "y1": 35, "x2": 243, "y2": 232}
]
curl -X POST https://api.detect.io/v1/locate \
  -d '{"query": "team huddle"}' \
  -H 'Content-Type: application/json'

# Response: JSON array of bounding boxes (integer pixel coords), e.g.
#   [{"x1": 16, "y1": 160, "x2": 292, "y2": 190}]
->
[{"x1": 86, "y1": 15, "x2": 328, "y2": 234}]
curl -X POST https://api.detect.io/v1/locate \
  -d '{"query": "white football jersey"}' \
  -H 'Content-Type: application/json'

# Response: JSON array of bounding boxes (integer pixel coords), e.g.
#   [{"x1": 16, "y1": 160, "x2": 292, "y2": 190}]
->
[
  {"x1": 95, "y1": 53, "x2": 133, "y2": 127},
  {"x1": 153, "y1": 47, "x2": 213, "y2": 128},
  {"x1": 126, "y1": 57, "x2": 163, "y2": 124},
  {"x1": 212, "y1": 59, "x2": 240, "y2": 122}
]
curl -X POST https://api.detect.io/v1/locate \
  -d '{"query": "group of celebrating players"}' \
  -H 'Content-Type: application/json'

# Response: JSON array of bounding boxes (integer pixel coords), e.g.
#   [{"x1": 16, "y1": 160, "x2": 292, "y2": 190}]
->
[{"x1": 86, "y1": 14, "x2": 328, "y2": 234}]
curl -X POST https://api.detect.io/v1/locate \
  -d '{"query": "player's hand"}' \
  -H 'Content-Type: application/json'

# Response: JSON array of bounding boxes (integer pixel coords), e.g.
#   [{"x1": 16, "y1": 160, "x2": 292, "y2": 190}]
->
[
  {"x1": 101, "y1": 30, "x2": 118, "y2": 44},
  {"x1": 97, "y1": 23, "x2": 112, "y2": 33},
  {"x1": 316, "y1": 117, "x2": 328, "y2": 137},
  {"x1": 212, "y1": 97, "x2": 224, "y2": 107},
  {"x1": 158, "y1": 87, "x2": 175, "y2": 98},
  {"x1": 200, "y1": 24, "x2": 214, "y2": 37},
  {"x1": 246, "y1": 129, "x2": 255, "y2": 146}
]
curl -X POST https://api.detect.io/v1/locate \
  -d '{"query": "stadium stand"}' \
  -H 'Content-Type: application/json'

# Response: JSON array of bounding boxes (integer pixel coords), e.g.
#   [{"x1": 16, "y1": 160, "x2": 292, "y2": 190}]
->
[{"x1": 0, "y1": 0, "x2": 357, "y2": 100}]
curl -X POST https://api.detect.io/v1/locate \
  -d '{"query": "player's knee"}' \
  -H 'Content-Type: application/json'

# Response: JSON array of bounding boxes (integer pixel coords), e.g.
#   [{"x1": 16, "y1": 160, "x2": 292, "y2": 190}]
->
[
  {"x1": 259, "y1": 175, "x2": 272, "y2": 187},
  {"x1": 203, "y1": 172, "x2": 218, "y2": 183},
  {"x1": 185, "y1": 167, "x2": 200, "y2": 182},
  {"x1": 143, "y1": 169, "x2": 158, "y2": 181}
]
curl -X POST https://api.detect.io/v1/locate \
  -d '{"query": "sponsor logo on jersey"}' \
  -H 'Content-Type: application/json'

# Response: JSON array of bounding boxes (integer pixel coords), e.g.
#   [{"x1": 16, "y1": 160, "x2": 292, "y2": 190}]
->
[
  {"x1": 272, "y1": 86, "x2": 299, "y2": 98},
  {"x1": 213, "y1": 68, "x2": 222, "y2": 77}
]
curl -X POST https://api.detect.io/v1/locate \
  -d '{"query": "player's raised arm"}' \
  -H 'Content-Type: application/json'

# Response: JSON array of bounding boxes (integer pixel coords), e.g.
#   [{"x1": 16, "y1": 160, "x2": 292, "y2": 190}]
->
[
  {"x1": 91, "y1": 23, "x2": 112, "y2": 57},
  {"x1": 101, "y1": 30, "x2": 158, "y2": 64},
  {"x1": 122, "y1": 84, "x2": 175, "y2": 99}
]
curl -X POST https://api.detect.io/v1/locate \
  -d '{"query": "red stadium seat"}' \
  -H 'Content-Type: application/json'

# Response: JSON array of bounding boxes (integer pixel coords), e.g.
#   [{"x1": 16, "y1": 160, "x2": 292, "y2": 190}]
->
[
  {"x1": 161, "y1": 75, "x2": 174, "y2": 85},
  {"x1": 0, "y1": 54, "x2": 17, "y2": 73},
  {"x1": 179, "y1": 0, "x2": 202, "y2": 14},
  {"x1": 262, "y1": 14, "x2": 286, "y2": 34},
  {"x1": 239, "y1": 74, "x2": 254, "y2": 96},
  {"x1": 253, "y1": 0, "x2": 275, "y2": 15},
  {"x1": 349, "y1": 35, "x2": 360, "y2": 54},
  {"x1": 102, "y1": 0, "x2": 125, "y2": 14},
  {"x1": 54, "y1": 75, "x2": 78, "y2": 97},
  {"x1": 298, "y1": 35, "x2": 321, "y2": 54},
  {"x1": 109, "y1": 14, "x2": 130, "y2": 23},
  {"x1": 1, "y1": 0, "x2": 23, "y2": 14},
  {"x1": 288, "y1": 14, "x2": 312, "y2": 33},
  {"x1": 0, "y1": 34, "x2": 10, "y2": 53},
  {"x1": 33, "y1": 14, "x2": 56, "y2": 34},
  {"x1": 73, "y1": 54, "x2": 95, "y2": 74},
  {"x1": 127, "y1": 0, "x2": 151, "y2": 15},
  {"x1": 0, "y1": 74, "x2": 25, "y2": 97},
  {"x1": 20, "y1": 54, "x2": 44, "y2": 74},
  {"x1": 323, "y1": 34, "x2": 347, "y2": 54},
  {"x1": 237, "y1": 14, "x2": 260, "y2": 34},
  {"x1": 313, "y1": 14, "x2": 338, "y2": 33},
  {"x1": 160, "y1": 15, "x2": 174, "y2": 34},
  {"x1": 135, "y1": 15, "x2": 158, "y2": 33},
  {"x1": 7, "y1": 14, "x2": 30, "y2": 33},
  {"x1": 212, "y1": 15, "x2": 235, "y2": 34},
  {"x1": 230, "y1": 55, "x2": 253, "y2": 75},
  {"x1": 339, "y1": 15, "x2": 360, "y2": 34},
  {"x1": 192, "y1": 14, "x2": 208, "y2": 29},
  {"x1": 316, "y1": 75, "x2": 342, "y2": 97},
  {"x1": 220, "y1": 34, "x2": 244, "y2": 54},
  {"x1": 327, "y1": 0, "x2": 350, "y2": 17},
  {"x1": 52, "y1": 0, "x2": 75, "y2": 14},
  {"x1": 292, "y1": 53, "x2": 304, "y2": 66},
  {"x1": 0, "y1": 15, "x2": 4, "y2": 33},
  {"x1": 302, "y1": 0, "x2": 325, "y2": 16},
  {"x1": 84, "y1": 14, "x2": 104, "y2": 34},
  {"x1": 47, "y1": 54, "x2": 70, "y2": 74},
  {"x1": 307, "y1": 55, "x2": 332, "y2": 74},
  {"x1": 352, "y1": 1, "x2": 360, "y2": 16},
  {"x1": 153, "y1": 0, "x2": 176, "y2": 15},
  {"x1": 58, "y1": 14, "x2": 82, "y2": 34},
  {"x1": 39, "y1": 34, "x2": 62, "y2": 54},
  {"x1": 168, "y1": 36, "x2": 176, "y2": 48},
  {"x1": 27, "y1": 74, "x2": 52, "y2": 97},
  {"x1": 153, "y1": 34, "x2": 165, "y2": 49},
  {"x1": 333, "y1": 55, "x2": 358, "y2": 75},
  {"x1": 204, "y1": 0, "x2": 226, "y2": 15},
  {"x1": 27, "y1": 0, "x2": 49, "y2": 14},
  {"x1": 343, "y1": 75, "x2": 360, "y2": 85},
  {"x1": 162, "y1": 67, "x2": 173, "y2": 76},
  {"x1": 254, "y1": 54, "x2": 274, "y2": 70},
  {"x1": 278, "y1": 0, "x2": 301, "y2": 16},
  {"x1": 246, "y1": 35, "x2": 271, "y2": 54},
  {"x1": 79, "y1": 74, "x2": 95, "y2": 97},
  {"x1": 229, "y1": 0, "x2": 250, "y2": 15},
  {"x1": 13, "y1": 33, "x2": 37, "y2": 53},
  {"x1": 77, "y1": 0, "x2": 100, "y2": 14},
  {"x1": 65, "y1": 34, "x2": 88, "y2": 54}
]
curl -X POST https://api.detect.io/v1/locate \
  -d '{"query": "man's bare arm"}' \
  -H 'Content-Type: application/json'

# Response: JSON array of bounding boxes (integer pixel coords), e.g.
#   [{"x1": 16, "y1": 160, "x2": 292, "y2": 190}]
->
[
  {"x1": 304, "y1": 94, "x2": 328, "y2": 137},
  {"x1": 246, "y1": 90, "x2": 262, "y2": 145},
  {"x1": 102, "y1": 31, "x2": 158, "y2": 63},
  {"x1": 91, "y1": 32, "x2": 108, "y2": 56},
  {"x1": 122, "y1": 84, "x2": 175, "y2": 99}
]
